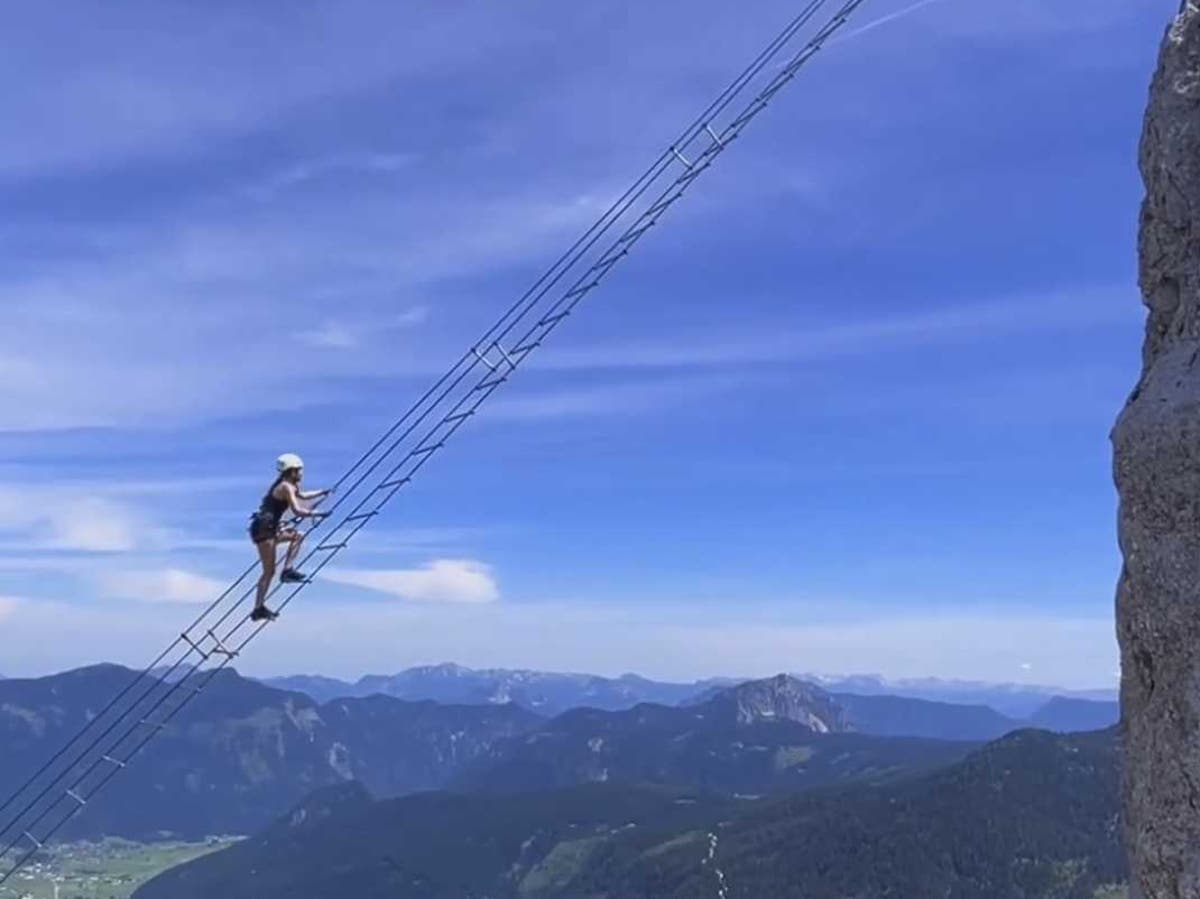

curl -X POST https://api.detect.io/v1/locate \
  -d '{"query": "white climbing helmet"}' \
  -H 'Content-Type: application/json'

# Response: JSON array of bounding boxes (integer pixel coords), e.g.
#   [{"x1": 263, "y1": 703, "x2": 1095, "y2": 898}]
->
[{"x1": 276, "y1": 452, "x2": 304, "y2": 473}]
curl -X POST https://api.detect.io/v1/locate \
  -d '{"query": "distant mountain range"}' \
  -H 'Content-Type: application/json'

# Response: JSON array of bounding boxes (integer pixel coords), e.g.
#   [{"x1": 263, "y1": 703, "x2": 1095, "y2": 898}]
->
[
  {"x1": 0, "y1": 664, "x2": 538, "y2": 839},
  {"x1": 455, "y1": 675, "x2": 978, "y2": 796},
  {"x1": 809, "y1": 672, "x2": 1119, "y2": 719},
  {"x1": 133, "y1": 727, "x2": 1123, "y2": 899},
  {"x1": 264, "y1": 662, "x2": 1118, "y2": 731},
  {"x1": 263, "y1": 663, "x2": 727, "y2": 713},
  {"x1": 0, "y1": 665, "x2": 1118, "y2": 842}
]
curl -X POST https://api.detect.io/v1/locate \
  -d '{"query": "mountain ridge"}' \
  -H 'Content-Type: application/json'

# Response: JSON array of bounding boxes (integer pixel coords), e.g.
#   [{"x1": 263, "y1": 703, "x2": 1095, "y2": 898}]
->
[
  {"x1": 0, "y1": 665, "x2": 1117, "y2": 841},
  {"x1": 132, "y1": 727, "x2": 1124, "y2": 899},
  {"x1": 265, "y1": 663, "x2": 1118, "y2": 731},
  {"x1": 454, "y1": 675, "x2": 979, "y2": 796},
  {"x1": 0, "y1": 664, "x2": 541, "y2": 839}
]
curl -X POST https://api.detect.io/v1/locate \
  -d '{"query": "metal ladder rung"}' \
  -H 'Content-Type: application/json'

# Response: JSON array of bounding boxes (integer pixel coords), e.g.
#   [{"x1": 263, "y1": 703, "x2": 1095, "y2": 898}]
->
[
  {"x1": 139, "y1": 719, "x2": 167, "y2": 731},
  {"x1": 315, "y1": 542, "x2": 348, "y2": 552},
  {"x1": 704, "y1": 123, "x2": 726, "y2": 147},
  {"x1": 491, "y1": 343, "x2": 516, "y2": 369},
  {"x1": 759, "y1": 78, "x2": 790, "y2": 104},
  {"x1": 510, "y1": 340, "x2": 541, "y2": 356},
  {"x1": 471, "y1": 346, "x2": 499, "y2": 371},
  {"x1": 619, "y1": 220, "x2": 657, "y2": 244},
  {"x1": 345, "y1": 511, "x2": 380, "y2": 523},
  {"x1": 472, "y1": 343, "x2": 516, "y2": 372},
  {"x1": 714, "y1": 130, "x2": 739, "y2": 151},
  {"x1": 646, "y1": 197, "x2": 676, "y2": 219},
  {"x1": 22, "y1": 832, "x2": 42, "y2": 849},
  {"x1": 538, "y1": 310, "x2": 572, "y2": 327},
  {"x1": 475, "y1": 377, "x2": 508, "y2": 392},
  {"x1": 728, "y1": 108, "x2": 754, "y2": 130},
  {"x1": 670, "y1": 145, "x2": 693, "y2": 168},
  {"x1": 378, "y1": 476, "x2": 412, "y2": 491},
  {"x1": 65, "y1": 789, "x2": 86, "y2": 807},
  {"x1": 180, "y1": 633, "x2": 211, "y2": 660},
  {"x1": 563, "y1": 282, "x2": 598, "y2": 302},
  {"x1": 206, "y1": 629, "x2": 238, "y2": 659},
  {"x1": 101, "y1": 755, "x2": 126, "y2": 769},
  {"x1": 410, "y1": 442, "x2": 444, "y2": 458},
  {"x1": 442, "y1": 410, "x2": 475, "y2": 425},
  {"x1": 589, "y1": 253, "x2": 625, "y2": 275},
  {"x1": 730, "y1": 99, "x2": 768, "y2": 130}
]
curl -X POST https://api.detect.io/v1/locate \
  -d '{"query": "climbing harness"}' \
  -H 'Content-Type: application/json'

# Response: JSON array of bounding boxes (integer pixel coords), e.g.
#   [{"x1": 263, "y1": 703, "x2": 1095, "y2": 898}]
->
[{"x1": 0, "y1": 0, "x2": 867, "y2": 885}]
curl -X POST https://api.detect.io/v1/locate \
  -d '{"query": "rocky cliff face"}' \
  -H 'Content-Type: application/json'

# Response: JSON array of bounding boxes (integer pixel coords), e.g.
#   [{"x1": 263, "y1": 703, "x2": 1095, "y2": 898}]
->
[{"x1": 1113, "y1": 5, "x2": 1200, "y2": 897}]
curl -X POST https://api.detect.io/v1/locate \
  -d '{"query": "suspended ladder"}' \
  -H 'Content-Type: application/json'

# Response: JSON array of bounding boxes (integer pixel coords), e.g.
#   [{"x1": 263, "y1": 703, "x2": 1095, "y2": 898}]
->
[{"x1": 0, "y1": 0, "x2": 867, "y2": 885}]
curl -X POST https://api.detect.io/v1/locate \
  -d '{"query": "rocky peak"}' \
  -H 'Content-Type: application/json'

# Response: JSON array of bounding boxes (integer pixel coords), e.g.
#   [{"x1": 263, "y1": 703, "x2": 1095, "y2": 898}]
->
[
  {"x1": 1113, "y1": 5, "x2": 1200, "y2": 898},
  {"x1": 707, "y1": 674, "x2": 851, "y2": 732}
]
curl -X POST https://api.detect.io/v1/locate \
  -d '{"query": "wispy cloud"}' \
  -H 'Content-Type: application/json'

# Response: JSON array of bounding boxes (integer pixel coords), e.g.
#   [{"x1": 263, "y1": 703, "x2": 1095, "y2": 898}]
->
[
  {"x1": 535, "y1": 287, "x2": 1136, "y2": 373},
  {"x1": 295, "y1": 321, "x2": 359, "y2": 350},
  {"x1": 293, "y1": 306, "x2": 429, "y2": 350},
  {"x1": 0, "y1": 4, "x2": 536, "y2": 178},
  {"x1": 324, "y1": 559, "x2": 499, "y2": 604},
  {"x1": 98, "y1": 568, "x2": 226, "y2": 604},
  {"x1": 0, "y1": 488, "x2": 147, "y2": 552},
  {"x1": 0, "y1": 596, "x2": 18, "y2": 623},
  {"x1": 486, "y1": 374, "x2": 742, "y2": 422},
  {"x1": 247, "y1": 152, "x2": 413, "y2": 201},
  {"x1": 0, "y1": 179, "x2": 608, "y2": 431},
  {"x1": 51, "y1": 500, "x2": 143, "y2": 552}
]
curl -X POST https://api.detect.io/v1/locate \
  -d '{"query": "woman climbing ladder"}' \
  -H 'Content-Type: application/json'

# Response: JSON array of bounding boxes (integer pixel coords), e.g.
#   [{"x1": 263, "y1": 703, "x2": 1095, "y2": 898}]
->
[{"x1": 248, "y1": 453, "x2": 330, "y2": 621}]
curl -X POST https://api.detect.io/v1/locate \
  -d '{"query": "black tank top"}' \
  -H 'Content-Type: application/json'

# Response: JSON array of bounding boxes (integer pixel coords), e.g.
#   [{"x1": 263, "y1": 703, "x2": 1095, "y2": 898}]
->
[{"x1": 257, "y1": 477, "x2": 289, "y2": 521}]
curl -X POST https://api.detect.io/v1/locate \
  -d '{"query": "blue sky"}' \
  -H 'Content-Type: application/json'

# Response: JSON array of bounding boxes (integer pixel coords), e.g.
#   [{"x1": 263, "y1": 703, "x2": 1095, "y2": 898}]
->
[{"x1": 0, "y1": 0, "x2": 1175, "y2": 686}]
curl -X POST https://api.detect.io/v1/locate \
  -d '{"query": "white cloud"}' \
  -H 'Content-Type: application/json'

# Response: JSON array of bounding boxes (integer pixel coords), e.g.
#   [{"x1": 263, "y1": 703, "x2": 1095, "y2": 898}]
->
[
  {"x1": 247, "y1": 152, "x2": 413, "y2": 200},
  {"x1": 0, "y1": 596, "x2": 19, "y2": 623},
  {"x1": 389, "y1": 307, "x2": 430, "y2": 329},
  {"x1": 293, "y1": 306, "x2": 429, "y2": 350},
  {"x1": 0, "y1": 488, "x2": 145, "y2": 552},
  {"x1": 50, "y1": 499, "x2": 142, "y2": 552},
  {"x1": 99, "y1": 568, "x2": 227, "y2": 604},
  {"x1": 296, "y1": 321, "x2": 358, "y2": 349},
  {"x1": 324, "y1": 559, "x2": 499, "y2": 604},
  {"x1": 0, "y1": 179, "x2": 607, "y2": 432}
]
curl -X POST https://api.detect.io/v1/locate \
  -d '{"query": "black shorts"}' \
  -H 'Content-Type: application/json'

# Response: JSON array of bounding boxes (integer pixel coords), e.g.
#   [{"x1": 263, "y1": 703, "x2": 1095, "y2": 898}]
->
[{"x1": 248, "y1": 512, "x2": 279, "y2": 544}]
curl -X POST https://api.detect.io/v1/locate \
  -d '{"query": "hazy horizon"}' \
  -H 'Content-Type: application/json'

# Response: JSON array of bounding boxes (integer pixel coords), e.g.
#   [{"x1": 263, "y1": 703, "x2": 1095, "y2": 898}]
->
[{"x1": 1, "y1": 655, "x2": 1120, "y2": 696}]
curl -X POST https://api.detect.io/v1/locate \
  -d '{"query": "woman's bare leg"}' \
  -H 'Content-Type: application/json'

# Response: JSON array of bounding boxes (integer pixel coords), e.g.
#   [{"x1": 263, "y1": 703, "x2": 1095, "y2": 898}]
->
[
  {"x1": 281, "y1": 530, "x2": 304, "y2": 572},
  {"x1": 254, "y1": 540, "x2": 276, "y2": 610}
]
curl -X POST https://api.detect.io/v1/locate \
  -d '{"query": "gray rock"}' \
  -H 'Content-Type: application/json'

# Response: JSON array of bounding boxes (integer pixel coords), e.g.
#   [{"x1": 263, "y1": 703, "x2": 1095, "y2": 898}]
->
[
  {"x1": 1114, "y1": 4, "x2": 1200, "y2": 897},
  {"x1": 712, "y1": 674, "x2": 851, "y2": 731}
]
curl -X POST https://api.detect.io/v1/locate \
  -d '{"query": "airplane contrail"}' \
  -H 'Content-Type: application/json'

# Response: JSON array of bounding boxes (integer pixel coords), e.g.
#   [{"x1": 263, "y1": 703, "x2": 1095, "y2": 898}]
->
[{"x1": 828, "y1": 0, "x2": 953, "y2": 46}]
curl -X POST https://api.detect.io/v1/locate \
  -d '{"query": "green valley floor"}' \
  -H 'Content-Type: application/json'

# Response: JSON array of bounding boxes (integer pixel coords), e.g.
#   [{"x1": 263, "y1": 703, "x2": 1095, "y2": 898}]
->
[{"x1": 0, "y1": 838, "x2": 238, "y2": 899}]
